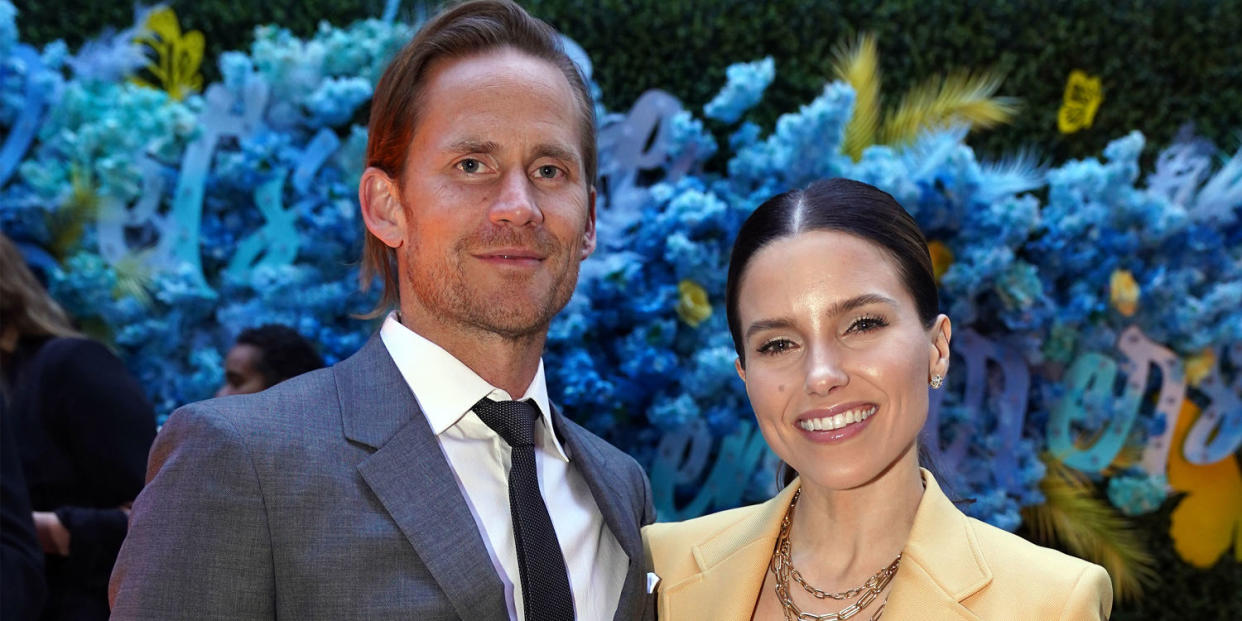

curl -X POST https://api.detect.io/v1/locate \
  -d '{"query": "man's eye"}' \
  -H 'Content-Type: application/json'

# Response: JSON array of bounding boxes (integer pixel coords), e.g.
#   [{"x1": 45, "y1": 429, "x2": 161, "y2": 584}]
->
[
  {"x1": 535, "y1": 165, "x2": 561, "y2": 179},
  {"x1": 457, "y1": 158, "x2": 483, "y2": 174}
]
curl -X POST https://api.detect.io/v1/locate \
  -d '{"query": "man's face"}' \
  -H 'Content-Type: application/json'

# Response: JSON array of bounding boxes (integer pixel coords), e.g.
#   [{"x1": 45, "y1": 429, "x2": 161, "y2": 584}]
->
[
  {"x1": 216, "y1": 344, "x2": 268, "y2": 397},
  {"x1": 393, "y1": 47, "x2": 595, "y2": 340}
]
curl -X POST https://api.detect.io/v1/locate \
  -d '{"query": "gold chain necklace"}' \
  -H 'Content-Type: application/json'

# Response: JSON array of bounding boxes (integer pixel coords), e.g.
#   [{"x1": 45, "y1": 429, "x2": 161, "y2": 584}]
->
[{"x1": 769, "y1": 489, "x2": 901, "y2": 621}]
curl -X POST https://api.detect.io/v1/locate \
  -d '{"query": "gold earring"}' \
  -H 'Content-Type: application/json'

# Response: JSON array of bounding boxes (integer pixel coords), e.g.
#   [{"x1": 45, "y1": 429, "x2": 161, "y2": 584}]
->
[{"x1": 929, "y1": 374, "x2": 943, "y2": 389}]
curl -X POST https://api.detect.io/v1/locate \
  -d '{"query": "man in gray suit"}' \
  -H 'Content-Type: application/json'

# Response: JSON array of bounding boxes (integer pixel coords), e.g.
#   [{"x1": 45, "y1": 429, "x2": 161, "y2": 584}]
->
[{"x1": 108, "y1": 1, "x2": 654, "y2": 619}]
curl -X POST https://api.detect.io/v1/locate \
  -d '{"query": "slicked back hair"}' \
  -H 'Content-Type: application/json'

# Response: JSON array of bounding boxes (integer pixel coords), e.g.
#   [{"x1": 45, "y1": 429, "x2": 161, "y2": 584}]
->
[
  {"x1": 725, "y1": 177, "x2": 939, "y2": 366},
  {"x1": 359, "y1": 0, "x2": 597, "y2": 316},
  {"x1": 723, "y1": 178, "x2": 947, "y2": 489}
]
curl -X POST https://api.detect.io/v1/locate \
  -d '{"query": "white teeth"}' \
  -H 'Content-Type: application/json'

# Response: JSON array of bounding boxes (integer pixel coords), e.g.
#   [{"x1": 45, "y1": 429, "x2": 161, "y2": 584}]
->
[{"x1": 798, "y1": 406, "x2": 877, "y2": 432}]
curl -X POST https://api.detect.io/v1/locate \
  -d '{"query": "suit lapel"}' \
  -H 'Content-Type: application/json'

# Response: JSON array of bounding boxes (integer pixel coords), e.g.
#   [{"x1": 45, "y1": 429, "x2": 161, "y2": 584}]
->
[
  {"x1": 337, "y1": 336, "x2": 508, "y2": 620},
  {"x1": 550, "y1": 406, "x2": 646, "y2": 621},
  {"x1": 881, "y1": 471, "x2": 990, "y2": 621}
]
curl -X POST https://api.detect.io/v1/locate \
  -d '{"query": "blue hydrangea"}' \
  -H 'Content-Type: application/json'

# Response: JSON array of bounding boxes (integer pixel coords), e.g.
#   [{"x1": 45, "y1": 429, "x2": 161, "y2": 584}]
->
[
  {"x1": 10, "y1": 8, "x2": 1242, "y2": 524},
  {"x1": 703, "y1": 57, "x2": 775, "y2": 124}
]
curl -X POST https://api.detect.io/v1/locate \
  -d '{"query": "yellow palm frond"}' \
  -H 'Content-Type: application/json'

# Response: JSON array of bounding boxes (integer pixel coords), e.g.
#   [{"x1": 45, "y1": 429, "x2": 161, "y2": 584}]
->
[
  {"x1": 112, "y1": 251, "x2": 155, "y2": 307},
  {"x1": 833, "y1": 33, "x2": 882, "y2": 161},
  {"x1": 880, "y1": 70, "x2": 1019, "y2": 146},
  {"x1": 46, "y1": 166, "x2": 101, "y2": 261},
  {"x1": 1022, "y1": 457, "x2": 1157, "y2": 602}
]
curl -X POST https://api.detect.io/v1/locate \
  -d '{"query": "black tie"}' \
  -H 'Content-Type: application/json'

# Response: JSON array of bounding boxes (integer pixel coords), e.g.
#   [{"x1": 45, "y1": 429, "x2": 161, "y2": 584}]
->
[{"x1": 473, "y1": 398, "x2": 575, "y2": 621}]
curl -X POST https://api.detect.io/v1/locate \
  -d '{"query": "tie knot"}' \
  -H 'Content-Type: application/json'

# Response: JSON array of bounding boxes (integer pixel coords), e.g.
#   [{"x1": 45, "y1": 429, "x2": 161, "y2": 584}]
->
[{"x1": 473, "y1": 398, "x2": 539, "y2": 447}]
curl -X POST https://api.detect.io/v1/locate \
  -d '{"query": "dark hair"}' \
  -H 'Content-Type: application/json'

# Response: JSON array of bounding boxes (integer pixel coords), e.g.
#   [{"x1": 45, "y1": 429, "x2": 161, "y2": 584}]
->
[
  {"x1": 235, "y1": 324, "x2": 325, "y2": 388},
  {"x1": 725, "y1": 178, "x2": 939, "y2": 365},
  {"x1": 724, "y1": 178, "x2": 945, "y2": 489},
  {"x1": 360, "y1": 0, "x2": 597, "y2": 315}
]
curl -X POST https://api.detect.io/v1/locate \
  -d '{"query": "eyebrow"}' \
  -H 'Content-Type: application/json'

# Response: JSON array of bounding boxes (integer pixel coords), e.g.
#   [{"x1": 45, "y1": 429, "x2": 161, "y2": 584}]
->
[
  {"x1": 743, "y1": 293, "x2": 898, "y2": 339},
  {"x1": 447, "y1": 139, "x2": 501, "y2": 155},
  {"x1": 446, "y1": 139, "x2": 581, "y2": 166}
]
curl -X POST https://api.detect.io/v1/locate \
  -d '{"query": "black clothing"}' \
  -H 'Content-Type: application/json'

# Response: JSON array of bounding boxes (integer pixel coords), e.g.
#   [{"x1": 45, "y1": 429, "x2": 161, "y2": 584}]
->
[
  {"x1": 3, "y1": 337, "x2": 156, "y2": 620},
  {"x1": 2, "y1": 398, "x2": 46, "y2": 620}
]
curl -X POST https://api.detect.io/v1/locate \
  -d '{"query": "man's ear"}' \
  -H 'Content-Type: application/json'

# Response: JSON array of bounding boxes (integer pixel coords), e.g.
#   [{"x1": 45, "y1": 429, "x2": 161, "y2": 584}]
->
[
  {"x1": 581, "y1": 186, "x2": 597, "y2": 259},
  {"x1": 360, "y1": 167, "x2": 406, "y2": 249}
]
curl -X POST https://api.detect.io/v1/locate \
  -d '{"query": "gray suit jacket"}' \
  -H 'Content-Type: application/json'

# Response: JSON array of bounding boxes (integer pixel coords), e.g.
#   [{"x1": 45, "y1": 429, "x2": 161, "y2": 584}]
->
[{"x1": 109, "y1": 336, "x2": 655, "y2": 620}]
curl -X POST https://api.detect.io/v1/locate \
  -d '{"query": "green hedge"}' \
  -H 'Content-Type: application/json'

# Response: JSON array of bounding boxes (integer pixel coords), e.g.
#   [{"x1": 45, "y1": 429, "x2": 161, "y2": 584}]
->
[{"x1": 20, "y1": 0, "x2": 1242, "y2": 162}]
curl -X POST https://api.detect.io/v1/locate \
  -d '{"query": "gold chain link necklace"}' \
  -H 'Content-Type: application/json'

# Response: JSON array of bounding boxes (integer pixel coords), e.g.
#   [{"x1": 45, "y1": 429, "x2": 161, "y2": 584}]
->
[{"x1": 769, "y1": 489, "x2": 901, "y2": 621}]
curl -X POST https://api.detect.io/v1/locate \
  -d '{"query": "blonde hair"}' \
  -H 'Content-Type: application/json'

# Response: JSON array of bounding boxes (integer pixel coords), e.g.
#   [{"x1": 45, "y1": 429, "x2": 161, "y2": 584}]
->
[{"x1": 0, "y1": 233, "x2": 80, "y2": 342}]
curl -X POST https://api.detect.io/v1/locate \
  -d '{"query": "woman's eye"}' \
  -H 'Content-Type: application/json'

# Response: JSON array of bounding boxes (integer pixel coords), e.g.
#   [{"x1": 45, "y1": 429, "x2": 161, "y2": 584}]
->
[
  {"x1": 848, "y1": 315, "x2": 889, "y2": 334},
  {"x1": 757, "y1": 338, "x2": 796, "y2": 355},
  {"x1": 457, "y1": 158, "x2": 484, "y2": 174},
  {"x1": 535, "y1": 164, "x2": 562, "y2": 179}
]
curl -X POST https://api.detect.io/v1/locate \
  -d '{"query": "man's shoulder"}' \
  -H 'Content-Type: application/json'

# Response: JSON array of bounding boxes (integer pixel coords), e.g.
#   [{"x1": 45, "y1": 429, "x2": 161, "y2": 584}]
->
[
  {"x1": 554, "y1": 409, "x2": 642, "y2": 472},
  {"x1": 208, "y1": 366, "x2": 337, "y2": 417},
  {"x1": 165, "y1": 366, "x2": 342, "y2": 447}
]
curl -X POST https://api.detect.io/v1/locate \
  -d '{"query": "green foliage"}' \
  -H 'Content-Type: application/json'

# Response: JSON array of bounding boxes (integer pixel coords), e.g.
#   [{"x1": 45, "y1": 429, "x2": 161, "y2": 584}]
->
[
  {"x1": 1020, "y1": 490, "x2": 1242, "y2": 620},
  {"x1": 22, "y1": 1, "x2": 1241, "y2": 161},
  {"x1": 526, "y1": 0, "x2": 1242, "y2": 163}
]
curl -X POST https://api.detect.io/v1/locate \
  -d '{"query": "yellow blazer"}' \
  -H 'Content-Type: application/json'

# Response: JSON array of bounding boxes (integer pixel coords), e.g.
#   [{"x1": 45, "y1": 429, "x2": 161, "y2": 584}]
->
[{"x1": 643, "y1": 470, "x2": 1112, "y2": 620}]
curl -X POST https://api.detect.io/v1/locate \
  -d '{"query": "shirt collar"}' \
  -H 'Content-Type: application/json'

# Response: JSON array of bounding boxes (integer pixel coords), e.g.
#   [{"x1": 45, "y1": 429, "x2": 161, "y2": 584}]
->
[{"x1": 378, "y1": 312, "x2": 568, "y2": 461}]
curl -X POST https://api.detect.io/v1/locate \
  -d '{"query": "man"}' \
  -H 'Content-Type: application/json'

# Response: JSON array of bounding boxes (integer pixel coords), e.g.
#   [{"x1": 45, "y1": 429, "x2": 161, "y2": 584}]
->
[
  {"x1": 109, "y1": 2, "x2": 654, "y2": 619},
  {"x1": 215, "y1": 324, "x2": 325, "y2": 397}
]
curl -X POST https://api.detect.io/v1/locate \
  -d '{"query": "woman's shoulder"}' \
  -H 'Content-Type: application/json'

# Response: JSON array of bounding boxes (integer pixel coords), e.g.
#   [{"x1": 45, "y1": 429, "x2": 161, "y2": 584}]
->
[
  {"x1": 964, "y1": 514, "x2": 1101, "y2": 575},
  {"x1": 962, "y1": 514, "x2": 1113, "y2": 618}
]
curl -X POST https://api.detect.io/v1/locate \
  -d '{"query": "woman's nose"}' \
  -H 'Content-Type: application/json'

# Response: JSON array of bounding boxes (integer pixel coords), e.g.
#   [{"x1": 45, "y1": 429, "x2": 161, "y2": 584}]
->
[{"x1": 804, "y1": 344, "x2": 848, "y2": 395}]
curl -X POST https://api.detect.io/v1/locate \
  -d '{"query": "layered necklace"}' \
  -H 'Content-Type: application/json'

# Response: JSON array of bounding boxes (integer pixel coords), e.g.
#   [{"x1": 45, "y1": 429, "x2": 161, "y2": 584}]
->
[{"x1": 769, "y1": 489, "x2": 901, "y2": 621}]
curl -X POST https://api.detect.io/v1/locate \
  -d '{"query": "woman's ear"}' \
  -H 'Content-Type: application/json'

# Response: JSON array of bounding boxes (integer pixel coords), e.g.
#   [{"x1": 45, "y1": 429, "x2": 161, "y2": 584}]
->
[
  {"x1": 735, "y1": 357, "x2": 747, "y2": 383},
  {"x1": 928, "y1": 314, "x2": 953, "y2": 379},
  {"x1": 360, "y1": 167, "x2": 406, "y2": 249}
]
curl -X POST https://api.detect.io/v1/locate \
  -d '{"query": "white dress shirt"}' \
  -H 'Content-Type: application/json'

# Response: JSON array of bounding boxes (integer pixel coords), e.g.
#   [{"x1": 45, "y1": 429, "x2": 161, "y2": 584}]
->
[{"x1": 379, "y1": 314, "x2": 627, "y2": 621}]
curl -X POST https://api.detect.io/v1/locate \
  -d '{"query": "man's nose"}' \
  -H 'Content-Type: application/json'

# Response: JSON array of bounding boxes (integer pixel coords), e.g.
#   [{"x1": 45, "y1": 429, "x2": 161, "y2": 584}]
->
[{"x1": 488, "y1": 169, "x2": 542, "y2": 227}]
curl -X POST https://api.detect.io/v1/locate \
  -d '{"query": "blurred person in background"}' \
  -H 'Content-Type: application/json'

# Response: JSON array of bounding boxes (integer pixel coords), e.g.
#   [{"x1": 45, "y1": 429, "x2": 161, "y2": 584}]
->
[
  {"x1": 216, "y1": 324, "x2": 325, "y2": 397},
  {"x1": 0, "y1": 232, "x2": 157, "y2": 620},
  {"x1": 2, "y1": 398, "x2": 47, "y2": 621}
]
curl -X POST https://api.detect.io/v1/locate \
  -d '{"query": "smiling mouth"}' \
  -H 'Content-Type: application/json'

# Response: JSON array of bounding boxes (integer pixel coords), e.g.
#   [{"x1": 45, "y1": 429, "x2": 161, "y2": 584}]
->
[{"x1": 798, "y1": 405, "x2": 877, "y2": 432}]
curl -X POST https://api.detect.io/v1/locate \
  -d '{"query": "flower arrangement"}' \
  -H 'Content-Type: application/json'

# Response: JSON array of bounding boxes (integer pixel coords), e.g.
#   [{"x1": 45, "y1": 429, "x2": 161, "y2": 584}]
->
[{"x1": 3, "y1": 1, "x2": 1240, "y2": 553}]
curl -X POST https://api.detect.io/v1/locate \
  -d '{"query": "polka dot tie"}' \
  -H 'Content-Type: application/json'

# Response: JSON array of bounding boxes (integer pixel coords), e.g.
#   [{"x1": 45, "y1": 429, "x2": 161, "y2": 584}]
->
[{"x1": 473, "y1": 398, "x2": 575, "y2": 621}]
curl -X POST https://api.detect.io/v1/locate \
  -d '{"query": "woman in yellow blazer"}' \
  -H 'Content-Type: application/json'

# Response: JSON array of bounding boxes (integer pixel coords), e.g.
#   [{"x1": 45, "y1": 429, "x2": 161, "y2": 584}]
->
[{"x1": 643, "y1": 179, "x2": 1112, "y2": 620}]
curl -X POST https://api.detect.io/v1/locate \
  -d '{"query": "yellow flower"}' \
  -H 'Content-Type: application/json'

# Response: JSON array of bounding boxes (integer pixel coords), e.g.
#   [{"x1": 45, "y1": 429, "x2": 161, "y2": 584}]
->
[
  {"x1": 1184, "y1": 348, "x2": 1217, "y2": 387},
  {"x1": 132, "y1": 7, "x2": 204, "y2": 100},
  {"x1": 1109, "y1": 269, "x2": 1139, "y2": 317},
  {"x1": 1167, "y1": 400, "x2": 1242, "y2": 568},
  {"x1": 927, "y1": 240, "x2": 953, "y2": 284},
  {"x1": 1057, "y1": 70, "x2": 1103, "y2": 134},
  {"x1": 676, "y1": 280, "x2": 712, "y2": 328}
]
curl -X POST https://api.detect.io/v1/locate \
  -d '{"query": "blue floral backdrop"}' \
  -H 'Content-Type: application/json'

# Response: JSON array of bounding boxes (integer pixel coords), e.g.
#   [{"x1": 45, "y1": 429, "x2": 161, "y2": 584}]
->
[{"x1": 3, "y1": 0, "x2": 1241, "y2": 555}]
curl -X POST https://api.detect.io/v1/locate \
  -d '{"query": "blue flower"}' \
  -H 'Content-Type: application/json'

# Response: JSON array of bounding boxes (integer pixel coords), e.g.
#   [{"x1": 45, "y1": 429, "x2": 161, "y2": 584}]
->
[{"x1": 703, "y1": 57, "x2": 775, "y2": 124}]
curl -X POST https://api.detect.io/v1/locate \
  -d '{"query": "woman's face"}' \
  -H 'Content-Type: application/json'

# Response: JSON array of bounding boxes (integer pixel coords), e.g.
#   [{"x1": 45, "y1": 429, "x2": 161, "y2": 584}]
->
[{"x1": 735, "y1": 230, "x2": 951, "y2": 491}]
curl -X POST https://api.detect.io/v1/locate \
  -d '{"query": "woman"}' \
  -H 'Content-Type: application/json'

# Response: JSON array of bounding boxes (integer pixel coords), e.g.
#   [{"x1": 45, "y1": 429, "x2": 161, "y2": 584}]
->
[
  {"x1": 0, "y1": 233, "x2": 156, "y2": 620},
  {"x1": 643, "y1": 179, "x2": 1112, "y2": 620}
]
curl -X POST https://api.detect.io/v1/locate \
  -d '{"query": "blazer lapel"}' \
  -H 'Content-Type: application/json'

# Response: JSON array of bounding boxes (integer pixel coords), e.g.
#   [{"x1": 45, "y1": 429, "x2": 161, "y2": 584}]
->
[
  {"x1": 660, "y1": 483, "x2": 800, "y2": 621},
  {"x1": 337, "y1": 336, "x2": 508, "y2": 620},
  {"x1": 550, "y1": 406, "x2": 646, "y2": 621},
  {"x1": 881, "y1": 471, "x2": 990, "y2": 621}
]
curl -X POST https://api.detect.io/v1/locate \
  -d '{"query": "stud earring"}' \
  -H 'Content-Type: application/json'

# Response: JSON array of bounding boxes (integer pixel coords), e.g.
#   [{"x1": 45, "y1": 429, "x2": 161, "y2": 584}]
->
[{"x1": 929, "y1": 374, "x2": 943, "y2": 389}]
